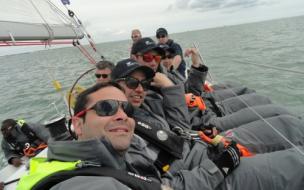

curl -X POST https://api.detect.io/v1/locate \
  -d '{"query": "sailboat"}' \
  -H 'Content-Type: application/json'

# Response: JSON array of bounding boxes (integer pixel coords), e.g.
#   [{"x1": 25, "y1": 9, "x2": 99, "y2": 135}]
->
[{"x1": 1, "y1": 1, "x2": 304, "y2": 190}]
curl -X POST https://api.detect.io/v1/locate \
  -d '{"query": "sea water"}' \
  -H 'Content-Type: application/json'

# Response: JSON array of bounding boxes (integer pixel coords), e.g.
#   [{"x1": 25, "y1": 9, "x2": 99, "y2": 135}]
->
[{"x1": 0, "y1": 15, "x2": 303, "y2": 169}]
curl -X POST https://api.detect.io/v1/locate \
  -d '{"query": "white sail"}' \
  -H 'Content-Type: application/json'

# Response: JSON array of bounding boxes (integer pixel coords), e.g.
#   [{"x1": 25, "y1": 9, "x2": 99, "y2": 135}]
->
[{"x1": 0, "y1": 0, "x2": 83, "y2": 41}]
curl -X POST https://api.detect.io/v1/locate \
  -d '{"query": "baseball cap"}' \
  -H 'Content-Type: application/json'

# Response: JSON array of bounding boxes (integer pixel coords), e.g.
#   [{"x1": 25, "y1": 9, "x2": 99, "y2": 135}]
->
[
  {"x1": 111, "y1": 58, "x2": 155, "y2": 80},
  {"x1": 131, "y1": 37, "x2": 164, "y2": 55},
  {"x1": 156, "y1": 28, "x2": 168, "y2": 38}
]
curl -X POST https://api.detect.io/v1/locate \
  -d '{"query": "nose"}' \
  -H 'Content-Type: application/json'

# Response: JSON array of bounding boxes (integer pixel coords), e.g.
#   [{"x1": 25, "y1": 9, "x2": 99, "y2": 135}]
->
[
  {"x1": 134, "y1": 83, "x2": 145, "y2": 92},
  {"x1": 113, "y1": 106, "x2": 128, "y2": 121}
]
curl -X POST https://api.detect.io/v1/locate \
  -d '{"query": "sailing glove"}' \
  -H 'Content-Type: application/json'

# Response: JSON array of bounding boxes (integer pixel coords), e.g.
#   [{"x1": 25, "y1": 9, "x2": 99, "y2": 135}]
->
[{"x1": 212, "y1": 141, "x2": 241, "y2": 177}]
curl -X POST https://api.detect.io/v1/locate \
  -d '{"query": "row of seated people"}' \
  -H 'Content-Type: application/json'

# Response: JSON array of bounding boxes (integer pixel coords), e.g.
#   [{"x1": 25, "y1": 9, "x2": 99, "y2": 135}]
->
[{"x1": 2, "y1": 36, "x2": 304, "y2": 190}]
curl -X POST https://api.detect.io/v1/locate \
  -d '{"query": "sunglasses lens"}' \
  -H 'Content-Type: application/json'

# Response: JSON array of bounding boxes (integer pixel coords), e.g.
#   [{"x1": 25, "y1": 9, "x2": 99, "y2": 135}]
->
[
  {"x1": 154, "y1": 55, "x2": 161, "y2": 63},
  {"x1": 94, "y1": 100, "x2": 133, "y2": 117},
  {"x1": 95, "y1": 74, "x2": 101, "y2": 79},
  {"x1": 142, "y1": 54, "x2": 161, "y2": 63},
  {"x1": 101, "y1": 74, "x2": 108, "y2": 78},
  {"x1": 121, "y1": 102, "x2": 134, "y2": 117},
  {"x1": 142, "y1": 54, "x2": 153, "y2": 62},
  {"x1": 141, "y1": 80, "x2": 151, "y2": 90},
  {"x1": 125, "y1": 77, "x2": 140, "y2": 89},
  {"x1": 95, "y1": 100, "x2": 119, "y2": 116}
]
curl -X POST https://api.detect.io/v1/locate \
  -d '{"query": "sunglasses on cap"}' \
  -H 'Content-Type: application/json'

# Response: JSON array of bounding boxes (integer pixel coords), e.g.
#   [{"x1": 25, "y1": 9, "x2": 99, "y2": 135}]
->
[
  {"x1": 95, "y1": 73, "x2": 109, "y2": 79},
  {"x1": 138, "y1": 53, "x2": 162, "y2": 63},
  {"x1": 75, "y1": 99, "x2": 134, "y2": 118},
  {"x1": 116, "y1": 77, "x2": 152, "y2": 91}
]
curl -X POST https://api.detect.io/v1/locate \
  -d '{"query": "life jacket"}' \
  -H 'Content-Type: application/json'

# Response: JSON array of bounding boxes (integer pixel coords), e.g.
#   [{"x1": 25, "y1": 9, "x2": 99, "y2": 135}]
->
[
  {"x1": 5, "y1": 120, "x2": 47, "y2": 157},
  {"x1": 17, "y1": 157, "x2": 162, "y2": 190},
  {"x1": 185, "y1": 93, "x2": 207, "y2": 111},
  {"x1": 134, "y1": 118, "x2": 184, "y2": 173}
]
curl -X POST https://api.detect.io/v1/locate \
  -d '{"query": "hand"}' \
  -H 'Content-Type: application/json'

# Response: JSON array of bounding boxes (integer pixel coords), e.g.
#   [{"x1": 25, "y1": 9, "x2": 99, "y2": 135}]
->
[
  {"x1": 184, "y1": 48, "x2": 202, "y2": 68},
  {"x1": 202, "y1": 124, "x2": 219, "y2": 139},
  {"x1": 211, "y1": 141, "x2": 241, "y2": 177},
  {"x1": 150, "y1": 72, "x2": 174, "y2": 88},
  {"x1": 11, "y1": 157, "x2": 23, "y2": 167}
]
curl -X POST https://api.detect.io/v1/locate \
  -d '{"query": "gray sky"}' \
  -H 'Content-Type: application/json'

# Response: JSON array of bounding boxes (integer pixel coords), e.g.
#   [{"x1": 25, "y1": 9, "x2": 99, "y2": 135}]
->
[
  {"x1": 59, "y1": 0, "x2": 304, "y2": 42},
  {"x1": 1, "y1": 0, "x2": 304, "y2": 56}
]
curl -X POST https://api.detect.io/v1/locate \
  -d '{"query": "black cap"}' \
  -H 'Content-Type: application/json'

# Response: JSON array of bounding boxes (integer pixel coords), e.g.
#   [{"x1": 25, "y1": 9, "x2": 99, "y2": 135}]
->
[
  {"x1": 156, "y1": 28, "x2": 168, "y2": 38},
  {"x1": 111, "y1": 58, "x2": 155, "y2": 80},
  {"x1": 131, "y1": 37, "x2": 164, "y2": 55}
]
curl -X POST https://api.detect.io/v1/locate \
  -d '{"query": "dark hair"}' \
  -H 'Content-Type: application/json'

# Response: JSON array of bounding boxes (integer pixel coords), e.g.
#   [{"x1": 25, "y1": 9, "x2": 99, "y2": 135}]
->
[
  {"x1": 96, "y1": 60, "x2": 115, "y2": 71},
  {"x1": 74, "y1": 82, "x2": 125, "y2": 117},
  {"x1": 1, "y1": 119, "x2": 16, "y2": 132}
]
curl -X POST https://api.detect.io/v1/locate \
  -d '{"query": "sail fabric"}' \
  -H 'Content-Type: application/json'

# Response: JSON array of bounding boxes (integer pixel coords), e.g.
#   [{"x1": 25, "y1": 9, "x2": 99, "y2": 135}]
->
[{"x1": 0, "y1": 0, "x2": 83, "y2": 41}]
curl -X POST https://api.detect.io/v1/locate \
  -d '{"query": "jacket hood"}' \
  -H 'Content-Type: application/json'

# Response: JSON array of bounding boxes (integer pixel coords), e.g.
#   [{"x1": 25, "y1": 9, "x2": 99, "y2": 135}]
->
[{"x1": 47, "y1": 138, "x2": 127, "y2": 170}]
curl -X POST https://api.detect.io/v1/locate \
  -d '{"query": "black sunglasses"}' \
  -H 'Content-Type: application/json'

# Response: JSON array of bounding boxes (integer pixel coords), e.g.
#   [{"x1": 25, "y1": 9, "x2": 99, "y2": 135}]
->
[
  {"x1": 95, "y1": 73, "x2": 109, "y2": 79},
  {"x1": 162, "y1": 54, "x2": 174, "y2": 59},
  {"x1": 75, "y1": 99, "x2": 134, "y2": 118},
  {"x1": 117, "y1": 77, "x2": 151, "y2": 91}
]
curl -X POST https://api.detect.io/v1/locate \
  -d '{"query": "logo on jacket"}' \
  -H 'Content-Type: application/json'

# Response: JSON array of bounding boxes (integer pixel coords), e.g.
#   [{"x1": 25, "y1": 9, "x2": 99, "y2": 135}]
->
[{"x1": 137, "y1": 121, "x2": 152, "y2": 130}]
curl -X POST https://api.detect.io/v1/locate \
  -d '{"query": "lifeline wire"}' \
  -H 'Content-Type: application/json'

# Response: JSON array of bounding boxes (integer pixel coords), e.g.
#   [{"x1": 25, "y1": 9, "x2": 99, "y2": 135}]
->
[
  {"x1": 234, "y1": 60, "x2": 304, "y2": 75},
  {"x1": 194, "y1": 43, "x2": 304, "y2": 157}
]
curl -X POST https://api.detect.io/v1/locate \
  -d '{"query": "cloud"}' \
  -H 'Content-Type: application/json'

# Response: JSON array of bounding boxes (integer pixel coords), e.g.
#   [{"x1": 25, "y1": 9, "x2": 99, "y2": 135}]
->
[{"x1": 170, "y1": 0, "x2": 267, "y2": 12}]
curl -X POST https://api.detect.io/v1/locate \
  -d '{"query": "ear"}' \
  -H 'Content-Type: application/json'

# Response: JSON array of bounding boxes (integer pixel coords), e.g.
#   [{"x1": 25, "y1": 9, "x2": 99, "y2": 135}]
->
[
  {"x1": 131, "y1": 54, "x2": 137, "y2": 60},
  {"x1": 72, "y1": 116, "x2": 84, "y2": 138}
]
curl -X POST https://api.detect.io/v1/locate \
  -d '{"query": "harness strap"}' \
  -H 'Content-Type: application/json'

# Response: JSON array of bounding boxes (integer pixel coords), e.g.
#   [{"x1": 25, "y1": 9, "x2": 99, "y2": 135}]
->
[{"x1": 32, "y1": 167, "x2": 162, "y2": 190}]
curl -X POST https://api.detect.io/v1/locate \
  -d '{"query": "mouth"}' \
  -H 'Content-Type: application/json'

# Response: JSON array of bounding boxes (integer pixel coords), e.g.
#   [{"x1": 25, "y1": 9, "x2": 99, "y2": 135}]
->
[{"x1": 109, "y1": 127, "x2": 129, "y2": 133}]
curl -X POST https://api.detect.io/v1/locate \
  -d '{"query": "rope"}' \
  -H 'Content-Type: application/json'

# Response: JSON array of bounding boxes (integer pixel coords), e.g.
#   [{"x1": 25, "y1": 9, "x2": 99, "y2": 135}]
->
[
  {"x1": 73, "y1": 40, "x2": 97, "y2": 64},
  {"x1": 193, "y1": 43, "x2": 214, "y2": 82},
  {"x1": 234, "y1": 60, "x2": 304, "y2": 75},
  {"x1": 61, "y1": 3, "x2": 105, "y2": 60},
  {"x1": 225, "y1": 91, "x2": 304, "y2": 157},
  {"x1": 46, "y1": 0, "x2": 82, "y2": 40},
  {"x1": 194, "y1": 45, "x2": 304, "y2": 157}
]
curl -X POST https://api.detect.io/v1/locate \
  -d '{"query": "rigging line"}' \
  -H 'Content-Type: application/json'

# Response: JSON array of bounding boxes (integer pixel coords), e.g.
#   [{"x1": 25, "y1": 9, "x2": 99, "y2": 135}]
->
[
  {"x1": 61, "y1": 4, "x2": 105, "y2": 59},
  {"x1": 73, "y1": 40, "x2": 97, "y2": 64},
  {"x1": 234, "y1": 60, "x2": 304, "y2": 75},
  {"x1": 227, "y1": 93, "x2": 304, "y2": 157},
  {"x1": 193, "y1": 44, "x2": 304, "y2": 157},
  {"x1": 46, "y1": 0, "x2": 82, "y2": 40},
  {"x1": 193, "y1": 43, "x2": 214, "y2": 82},
  {"x1": 28, "y1": 0, "x2": 54, "y2": 42},
  {"x1": 46, "y1": 0, "x2": 73, "y2": 24}
]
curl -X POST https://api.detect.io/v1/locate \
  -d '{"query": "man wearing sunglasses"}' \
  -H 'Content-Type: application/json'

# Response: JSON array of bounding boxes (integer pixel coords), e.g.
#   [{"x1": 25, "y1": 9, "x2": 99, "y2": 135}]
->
[
  {"x1": 111, "y1": 59, "x2": 304, "y2": 190},
  {"x1": 111, "y1": 59, "x2": 242, "y2": 188},
  {"x1": 159, "y1": 44, "x2": 176, "y2": 71},
  {"x1": 131, "y1": 37, "x2": 208, "y2": 97},
  {"x1": 17, "y1": 83, "x2": 169, "y2": 190},
  {"x1": 95, "y1": 60, "x2": 115, "y2": 84},
  {"x1": 1, "y1": 119, "x2": 49, "y2": 167},
  {"x1": 156, "y1": 27, "x2": 186, "y2": 77}
]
